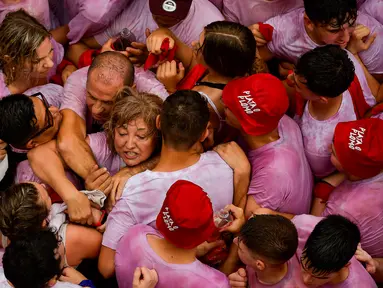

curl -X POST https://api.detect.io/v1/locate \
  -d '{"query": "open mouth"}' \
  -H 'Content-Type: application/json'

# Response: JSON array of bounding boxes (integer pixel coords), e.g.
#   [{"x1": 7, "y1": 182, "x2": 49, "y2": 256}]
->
[{"x1": 124, "y1": 151, "x2": 139, "y2": 160}]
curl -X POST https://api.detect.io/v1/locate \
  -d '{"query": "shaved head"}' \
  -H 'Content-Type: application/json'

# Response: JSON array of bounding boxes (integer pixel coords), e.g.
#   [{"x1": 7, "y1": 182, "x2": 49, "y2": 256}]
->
[{"x1": 87, "y1": 51, "x2": 134, "y2": 87}]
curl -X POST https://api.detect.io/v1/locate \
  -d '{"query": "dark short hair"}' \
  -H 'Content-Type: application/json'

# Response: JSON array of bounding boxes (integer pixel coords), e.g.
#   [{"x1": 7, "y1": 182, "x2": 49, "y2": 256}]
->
[
  {"x1": 302, "y1": 215, "x2": 361, "y2": 276},
  {"x1": 0, "y1": 94, "x2": 39, "y2": 147},
  {"x1": 295, "y1": 45, "x2": 355, "y2": 98},
  {"x1": 0, "y1": 183, "x2": 48, "y2": 241},
  {"x1": 160, "y1": 90, "x2": 209, "y2": 150},
  {"x1": 239, "y1": 215, "x2": 298, "y2": 264},
  {"x1": 304, "y1": 0, "x2": 357, "y2": 28},
  {"x1": 201, "y1": 21, "x2": 256, "y2": 78},
  {"x1": 88, "y1": 51, "x2": 135, "y2": 87},
  {"x1": 3, "y1": 229, "x2": 62, "y2": 288}
]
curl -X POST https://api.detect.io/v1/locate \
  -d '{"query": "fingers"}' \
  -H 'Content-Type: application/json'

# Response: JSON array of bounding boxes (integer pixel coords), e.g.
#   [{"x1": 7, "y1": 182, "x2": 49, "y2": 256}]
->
[
  {"x1": 96, "y1": 222, "x2": 107, "y2": 233},
  {"x1": 141, "y1": 267, "x2": 158, "y2": 283},
  {"x1": 365, "y1": 33, "x2": 377, "y2": 48},
  {"x1": 132, "y1": 267, "x2": 142, "y2": 286},
  {"x1": 116, "y1": 179, "x2": 125, "y2": 200},
  {"x1": 100, "y1": 176, "x2": 113, "y2": 195},
  {"x1": 238, "y1": 268, "x2": 247, "y2": 277},
  {"x1": 225, "y1": 204, "x2": 243, "y2": 219},
  {"x1": 145, "y1": 28, "x2": 151, "y2": 39},
  {"x1": 177, "y1": 61, "x2": 185, "y2": 81},
  {"x1": 109, "y1": 180, "x2": 118, "y2": 207}
]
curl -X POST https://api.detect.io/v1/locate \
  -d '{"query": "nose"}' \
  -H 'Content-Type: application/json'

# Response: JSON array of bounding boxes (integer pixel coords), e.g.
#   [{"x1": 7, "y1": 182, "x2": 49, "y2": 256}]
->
[
  {"x1": 44, "y1": 55, "x2": 54, "y2": 69},
  {"x1": 340, "y1": 30, "x2": 350, "y2": 43},
  {"x1": 49, "y1": 106, "x2": 59, "y2": 115},
  {"x1": 92, "y1": 101, "x2": 103, "y2": 116},
  {"x1": 125, "y1": 136, "x2": 136, "y2": 150}
]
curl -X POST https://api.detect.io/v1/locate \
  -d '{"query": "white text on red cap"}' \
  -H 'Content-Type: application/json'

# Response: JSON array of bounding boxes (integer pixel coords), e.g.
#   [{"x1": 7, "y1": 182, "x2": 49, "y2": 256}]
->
[
  {"x1": 349, "y1": 127, "x2": 366, "y2": 152},
  {"x1": 238, "y1": 91, "x2": 261, "y2": 115},
  {"x1": 162, "y1": 207, "x2": 179, "y2": 231},
  {"x1": 162, "y1": 0, "x2": 177, "y2": 12}
]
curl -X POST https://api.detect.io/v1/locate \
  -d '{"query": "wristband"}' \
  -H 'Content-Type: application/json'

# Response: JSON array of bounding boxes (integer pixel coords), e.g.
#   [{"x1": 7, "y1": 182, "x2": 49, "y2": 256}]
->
[
  {"x1": 314, "y1": 180, "x2": 335, "y2": 202},
  {"x1": 79, "y1": 279, "x2": 96, "y2": 288}
]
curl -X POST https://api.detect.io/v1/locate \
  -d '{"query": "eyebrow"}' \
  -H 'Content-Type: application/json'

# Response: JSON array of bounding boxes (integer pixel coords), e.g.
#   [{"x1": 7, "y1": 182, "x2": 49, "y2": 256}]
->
[{"x1": 37, "y1": 47, "x2": 53, "y2": 61}]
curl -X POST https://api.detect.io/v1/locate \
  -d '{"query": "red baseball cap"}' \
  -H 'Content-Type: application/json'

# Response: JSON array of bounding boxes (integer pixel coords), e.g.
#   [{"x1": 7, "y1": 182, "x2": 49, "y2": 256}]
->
[
  {"x1": 222, "y1": 73, "x2": 289, "y2": 136},
  {"x1": 333, "y1": 118, "x2": 383, "y2": 178},
  {"x1": 156, "y1": 180, "x2": 216, "y2": 249},
  {"x1": 149, "y1": 0, "x2": 192, "y2": 20}
]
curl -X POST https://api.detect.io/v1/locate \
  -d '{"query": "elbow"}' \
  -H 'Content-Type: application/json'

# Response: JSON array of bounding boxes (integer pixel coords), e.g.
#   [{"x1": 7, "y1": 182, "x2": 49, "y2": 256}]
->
[{"x1": 98, "y1": 259, "x2": 115, "y2": 279}]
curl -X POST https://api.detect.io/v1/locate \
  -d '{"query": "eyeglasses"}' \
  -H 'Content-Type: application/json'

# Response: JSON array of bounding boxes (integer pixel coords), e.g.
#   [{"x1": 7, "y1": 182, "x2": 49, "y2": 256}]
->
[{"x1": 21, "y1": 92, "x2": 53, "y2": 145}]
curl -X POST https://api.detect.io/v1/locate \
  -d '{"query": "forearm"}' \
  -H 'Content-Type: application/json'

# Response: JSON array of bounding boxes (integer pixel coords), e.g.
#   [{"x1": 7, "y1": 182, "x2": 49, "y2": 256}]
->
[
  {"x1": 57, "y1": 134, "x2": 98, "y2": 179},
  {"x1": 122, "y1": 155, "x2": 160, "y2": 176},
  {"x1": 50, "y1": 25, "x2": 69, "y2": 45},
  {"x1": 28, "y1": 143, "x2": 79, "y2": 202},
  {"x1": 233, "y1": 171, "x2": 250, "y2": 210},
  {"x1": 219, "y1": 244, "x2": 240, "y2": 276},
  {"x1": 65, "y1": 42, "x2": 92, "y2": 67},
  {"x1": 353, "y1": 53, "x2": 380, "y2": 99},
  {"x1": 373, "y1": 258, "x2": 383, "y2": 283}
]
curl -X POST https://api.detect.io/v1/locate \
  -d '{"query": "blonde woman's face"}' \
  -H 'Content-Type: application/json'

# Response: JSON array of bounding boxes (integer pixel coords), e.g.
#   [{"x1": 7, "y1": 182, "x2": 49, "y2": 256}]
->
[
  {"x1": 114, "y1": 118, "x2": 157, "y2": 167},
  {"x1": 26, "y1": 37, "x2": 54, "y2": 77}
]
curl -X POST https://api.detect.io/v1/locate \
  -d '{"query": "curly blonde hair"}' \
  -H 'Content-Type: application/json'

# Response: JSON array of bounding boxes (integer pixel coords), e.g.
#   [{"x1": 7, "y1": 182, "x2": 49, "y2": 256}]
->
[
  {"x1": 104, "y1": 87, "x2": 163, "y2": 153},
  {"x1": 0, "y1": 10, "x2": 50, "y2": 85}
]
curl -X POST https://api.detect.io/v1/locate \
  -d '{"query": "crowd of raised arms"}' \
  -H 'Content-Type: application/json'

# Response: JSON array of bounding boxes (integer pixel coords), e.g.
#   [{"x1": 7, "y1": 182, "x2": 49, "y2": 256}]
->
[{"x1": 0, "y1": 0, "x2": 382, "y2": 287}]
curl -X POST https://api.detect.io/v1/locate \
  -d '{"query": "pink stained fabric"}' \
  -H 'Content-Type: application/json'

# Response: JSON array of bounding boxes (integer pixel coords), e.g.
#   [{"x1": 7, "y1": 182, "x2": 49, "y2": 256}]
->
[
  {"x1": 321, "y1": 173, "x2": 383, "y2": 258},
  {"x1": 360, "y1": 0, "x2": 383, "y2": 25},
  {"x1": 102, "y1": 151, "x2": 234, "y2": 250},
  {"x1": 292, "y1": 214, "x2": 378, "y2": 287},
  {"x1": 222, "y1": 0, "x2": 303, "y2": 26},
  {"x1": 296, "y1": 50, "x2": 375, "y2": 178},
  {"x1": 115, "y1": 224, "x2": 230, "y2": 288},
  {"x1": 94, "y1": 0, "x2": 224, "y2": 47},
  {"x1": 88, "y1": 132, "x2": 123, "y2": 176},
  {"x1": 49, "y1": 0, "x2": 133, "y2": 44},
  {"x1": 266, "y1": 9, "x2": 383, "y2": 75},
  {"x1": 247, "y1": 255, "x2": 305, "y2": 288},
  {"x1": 247, "y1": 115, "x2": 313, "y2": 215},
  {"x1": 208, "y1": 0, "x2": 223, "y2": 10},
  {"x1": 0, "y1": 0, "x2": 51, "y2": 29}
]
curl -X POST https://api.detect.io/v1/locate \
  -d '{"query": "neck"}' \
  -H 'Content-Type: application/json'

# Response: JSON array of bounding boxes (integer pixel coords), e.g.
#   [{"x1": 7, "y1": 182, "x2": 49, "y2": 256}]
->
[
  {"x1": 7, "y1": 77, "x2": 32, "y2": 94},
  {"x1": 149, "y1": 236, "x2": 197, "y2": 264},
  {"x1": 153, "y1": 142, "x2": 202, "y2": 172},
  {"x1": 255, "y1": 262, "x2": 288, "y2": 285},
  {"x1": 204, "y1": 69, "x2": 233, "y2": 84},
  {"x1": 242, "y1": 128, "x2": 280, "y2": 150},
  {"x1": 330, "y1": 267, "x2": 350, "y2": 285},
  {"x1": 309, "y1": 95, "x2": 343, "y2": 120}
]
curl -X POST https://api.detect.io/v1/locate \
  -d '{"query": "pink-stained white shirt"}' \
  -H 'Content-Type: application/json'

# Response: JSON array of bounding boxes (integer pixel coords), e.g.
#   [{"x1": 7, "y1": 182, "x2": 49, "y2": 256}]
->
[
  {"x1": 88, "y1": 132, "x2": 124, "y2": 176},
  {"x1": 49, "y1": 0, "x2": 133, "y2": 44},
  {"x1": 115, "y1": 224, "x2": 230, "y2": 288},
  {"x1": 292, "y1": 214, "x2": 378, "y2": 288},
  {"x1": 94, "y1": 0, "x2": 224, "y2": 46},
  {"x1": 321, "y1": 173, "x2": 383, "y2": 258},
  {"x1": 0, "y1": 0, "x2": 51, "y2": 29},
  {"x1": 222, "y1": 0, "x2": 303, "y2": 26},
  {"x1": 266, "y1": 9, "x2": 383, "y2": 75},
  {"x1": 103, "y1": 151, "x2": 234, "y2": 250},
  {"x1": 208, "y1": 0, "x2": 223, "y2": 10},
  {"x1": 247, "y1": 255, "x2": 305, "y2": 288},
  {"x1": 0, "y1": 267, "x2": 81, "y2": 288},
  {"x1": 360, "y1": 0, "x2": 383, "y2": 25},
  {"x1": 247, "y1": 115, "x2": 313, "y2": 215},
  {"x1": 60, "y1": 65, "x2": 168, "y2": 133}
]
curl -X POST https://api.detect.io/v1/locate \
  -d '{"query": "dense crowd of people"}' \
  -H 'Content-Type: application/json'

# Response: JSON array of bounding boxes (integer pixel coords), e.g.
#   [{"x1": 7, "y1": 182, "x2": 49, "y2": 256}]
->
[{"x1": 0, "y1": 0, "x2": 381, "y2": 287}]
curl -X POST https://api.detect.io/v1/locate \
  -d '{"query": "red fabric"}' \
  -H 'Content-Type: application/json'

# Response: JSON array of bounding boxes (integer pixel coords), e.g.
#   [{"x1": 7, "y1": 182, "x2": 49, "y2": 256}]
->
[
  {"x1": 47, "y1": 187, "x2": 64, "y2": 204},
  {"x1": 79, "y1": 49, "x2": 101, "y2": 68},
  {"x1": 144, "y1": 38, "x2": 177, "y2": 71},
  {"x1": 314, "y1": 181, "x2": 335, "y2": 201},
  {"x1": 156, "y1": 180, "x2": 216, "y2": 249},
  {"x1": 348, "y1": 75, "x2": 371, "y2": 119},
  {"x1": 149, "y1": 0, "x2": 192, "y2": 20},
  {"x1": 222, "y1": 74, "x2": 289, "y2": 136},
  {"x1": 258, "y1": 22, "x2": 274, "y2": 42},
  {"x1": 50, "y1": 59, "x2": 76, "y2": 86},
  {"x1": 176, "y1": 64, "x2": 207, "y2": 90},
  {"x1": 369, "y1": 103, "x2": 383, "y2": 118},
  {"x1": 334, "y1": 118, "x2": 383, "y2": 178}
]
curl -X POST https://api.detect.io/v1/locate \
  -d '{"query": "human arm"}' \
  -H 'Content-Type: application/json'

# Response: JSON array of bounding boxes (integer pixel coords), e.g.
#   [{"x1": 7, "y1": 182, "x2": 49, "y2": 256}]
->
[
  {"x1": 59, "y1": 267, "x2": 94, "y2": 288},
  {"x1": 146, "y1": 27, "x2": 196, "y2": 72},
  {"x1": 213, "y1": 142, "x2": 251, "y2": 210},
  {"x1": 347, "y1": 25, "x2": 382, "y2": 102},
  {"x1": 50, "y1": 25, "x2": 70, "y2": 45},
  {"x1": 228, "y1": 268, "x2": 248, "y2": 288},
  {"x1": 248, "y1": 23, "x2": 274, "y2": 62},
  {"x1": 27, "y1": 140, "x2": 92, "y2": 225}
]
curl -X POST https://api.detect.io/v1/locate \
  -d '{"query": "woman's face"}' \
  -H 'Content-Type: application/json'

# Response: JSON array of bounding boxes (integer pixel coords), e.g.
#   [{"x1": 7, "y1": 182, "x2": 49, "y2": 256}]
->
[
  {"x1": 114, "y1": 118, "x2": 157, "y2": 167},
  {"x1": 26, "y1": 37, "x2": 54, "y2": 78},
  {"x1": 34, "y1": 182, "x2": 52, "y2": 211},
  {"x1": 191, "y1": 31, "x2": 205, "y2": 65}
]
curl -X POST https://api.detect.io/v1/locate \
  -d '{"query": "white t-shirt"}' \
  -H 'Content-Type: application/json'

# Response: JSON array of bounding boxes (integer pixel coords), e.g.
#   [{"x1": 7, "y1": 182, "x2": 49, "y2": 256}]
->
[{"x1": 103, "y1": 151, "x2": 234, "y2": 250}]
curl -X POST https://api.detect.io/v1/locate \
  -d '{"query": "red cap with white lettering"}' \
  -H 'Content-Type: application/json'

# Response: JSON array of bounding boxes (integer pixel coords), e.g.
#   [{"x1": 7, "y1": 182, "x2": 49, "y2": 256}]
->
[
  {"x1": 156, "y1": 180, "x2": 216, "y2": 249},
  {"x1": 149, "y1": 0, "x2": 192, "y2": 20},
  {"x1": 333, "y1": 118, "x2": 383, "y2": 178},
  {"x1": 222, "y1": 74, "x2": 289, "y2": 136}
]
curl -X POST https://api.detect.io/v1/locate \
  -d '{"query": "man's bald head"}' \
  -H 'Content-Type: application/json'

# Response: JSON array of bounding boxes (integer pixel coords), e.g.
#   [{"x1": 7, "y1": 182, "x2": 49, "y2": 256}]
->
[{"x1": 87, "y1": 51, "x2": 134, "y2": 87}]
